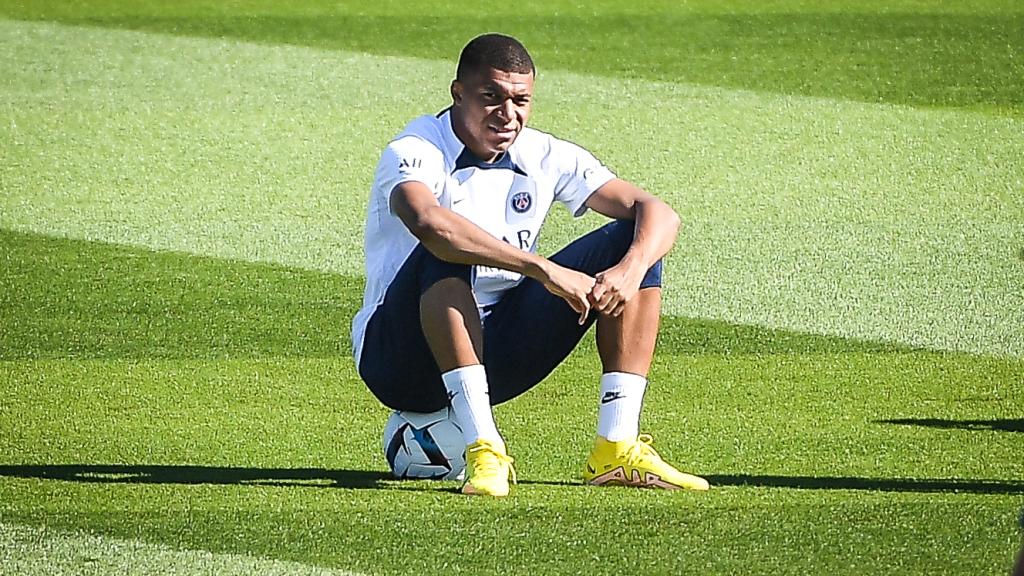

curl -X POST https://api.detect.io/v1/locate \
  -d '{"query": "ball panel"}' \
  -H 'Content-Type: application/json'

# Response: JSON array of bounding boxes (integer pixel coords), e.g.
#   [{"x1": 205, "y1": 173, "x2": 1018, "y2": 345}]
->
[{"x1": 381, "y1": 408, "x2": 466, "y2": 481}]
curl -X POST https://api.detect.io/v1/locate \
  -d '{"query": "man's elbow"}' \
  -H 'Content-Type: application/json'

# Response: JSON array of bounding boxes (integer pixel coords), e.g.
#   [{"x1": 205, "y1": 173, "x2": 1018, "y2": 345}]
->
[
  {"x1": 663, "y1": 202, "x2": 682, "y2": 239},
  {"x1": 408, "y1": 208, "x2": 456, "y2": 252},
  {"x1": 403, "y1": 206, "x2": 438, "y2": 239}
]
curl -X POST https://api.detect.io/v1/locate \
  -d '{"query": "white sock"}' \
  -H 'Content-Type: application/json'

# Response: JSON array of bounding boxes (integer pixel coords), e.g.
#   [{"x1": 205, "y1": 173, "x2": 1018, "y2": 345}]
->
[
  {"x1": 441, "y1": 364, "x2": 502, "y2": 446},
  {"x1": 596, "y1": 372, "x2": 647, "y2": 442}
]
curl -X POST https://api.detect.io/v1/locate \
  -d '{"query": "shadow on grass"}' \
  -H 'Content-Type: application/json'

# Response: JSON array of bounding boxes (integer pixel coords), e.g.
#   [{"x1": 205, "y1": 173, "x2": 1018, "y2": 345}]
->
[
  {"x1": 2, "y1": 464, "x2": 1022, "y2": 495},
  {"x1": 0, "y1": 464, "x2": 392, "y2": 489},
  {"x1": 703, "y1": 474, "x2": 1024, "y2": 495},
  {"x1": 878, "y1": 418, "x2": 1024, "y2": 433}
]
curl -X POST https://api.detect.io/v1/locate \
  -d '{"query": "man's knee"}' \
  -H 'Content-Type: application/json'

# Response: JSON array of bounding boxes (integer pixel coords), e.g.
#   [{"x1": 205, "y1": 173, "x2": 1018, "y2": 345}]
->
[
  {"x1": 552, "y1": 220, "x2": 663, "y2": 280},
  {"x1": 607, "y1": 220, "x2": 664, "y2": 289}
]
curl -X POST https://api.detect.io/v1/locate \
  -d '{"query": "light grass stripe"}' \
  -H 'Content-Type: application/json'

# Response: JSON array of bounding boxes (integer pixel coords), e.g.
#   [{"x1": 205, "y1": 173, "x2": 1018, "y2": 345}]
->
[
  {"x1": 1, "y1": 19, "x2": 1021, "y2": 356},
  {"x1": 0, "y1": 522, "x2": 363, "y2": 576}
]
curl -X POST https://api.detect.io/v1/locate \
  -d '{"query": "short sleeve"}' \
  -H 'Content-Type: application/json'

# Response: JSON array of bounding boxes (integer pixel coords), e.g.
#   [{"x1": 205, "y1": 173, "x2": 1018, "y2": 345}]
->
[
  {"x1": 376, "y1": 136, "x2": 446, "y2": 212},
  {"x1": 551, "y1": 138, "x2": 616, "y2": 218}
]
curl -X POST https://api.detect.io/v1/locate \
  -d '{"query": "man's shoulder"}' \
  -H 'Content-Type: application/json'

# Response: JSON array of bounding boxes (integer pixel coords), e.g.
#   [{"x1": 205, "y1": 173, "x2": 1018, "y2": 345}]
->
[
  {"x1": 393, "y1": 113, "x2": 447, "y2": 147},
  {"x1": 381, "y1": 113, "x2": 450, "y2": 166},
  {"x1": 515, "y1": 125, "x2": 556, "y2": 148},
  {"x1": 513, "y1": 126, "x2": 596, "y2": 167}
]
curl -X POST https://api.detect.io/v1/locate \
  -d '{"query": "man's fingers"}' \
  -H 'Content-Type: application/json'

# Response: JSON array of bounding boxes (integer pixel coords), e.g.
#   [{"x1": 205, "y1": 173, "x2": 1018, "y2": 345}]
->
[
  {"x1": 593, "y1": 285, "x2": 621, "y2": 313},
  {"x1": 611, "y1": 300, "x2": 627, "y2": 317},
  {"x1": 589, "y1": 280, "x2": 617, "y2": 311},
  {"x1": 601, "y1": 289, "x2": 619, "y2": 309},
  {"x1": 577, "y1": 300, "x2": 591, "y2": 325}
]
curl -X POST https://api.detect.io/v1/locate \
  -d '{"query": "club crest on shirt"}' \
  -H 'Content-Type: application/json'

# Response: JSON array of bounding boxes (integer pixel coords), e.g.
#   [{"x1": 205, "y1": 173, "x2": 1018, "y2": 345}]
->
[
  {"x1": 505, "y1": 175, "x2": 538, "y2": 224},
  {"x1": 510, "y1": 191, "x2": 532, "y2": 214}
]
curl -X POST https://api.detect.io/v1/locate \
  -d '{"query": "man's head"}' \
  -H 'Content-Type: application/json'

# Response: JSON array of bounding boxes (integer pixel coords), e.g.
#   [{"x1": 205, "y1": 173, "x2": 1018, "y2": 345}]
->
[{"x1": 450, "y1": 34, "x2": 535, "y2": 162}]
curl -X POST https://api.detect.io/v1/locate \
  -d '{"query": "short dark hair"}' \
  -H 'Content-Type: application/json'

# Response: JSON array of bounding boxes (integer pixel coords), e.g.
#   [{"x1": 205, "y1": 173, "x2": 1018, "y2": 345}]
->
[{"x1": 456, "y1": 34, "x2": 535, "y2": 80}]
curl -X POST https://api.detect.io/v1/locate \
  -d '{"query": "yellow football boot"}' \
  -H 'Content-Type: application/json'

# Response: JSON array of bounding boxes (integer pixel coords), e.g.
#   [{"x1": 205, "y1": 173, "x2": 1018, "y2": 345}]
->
[
  {"x1": 583, "y1": 433, "x2": 710, "y2": 491},
  {"x1": 462, "y1": 439, "x2": 516, "y2": 497}
]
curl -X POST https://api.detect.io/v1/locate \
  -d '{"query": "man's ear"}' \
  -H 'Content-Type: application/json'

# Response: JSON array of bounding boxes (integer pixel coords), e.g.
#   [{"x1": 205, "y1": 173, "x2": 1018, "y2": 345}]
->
[{"x1": 450, "y1": 80, "x2": 462, "y2": 105}]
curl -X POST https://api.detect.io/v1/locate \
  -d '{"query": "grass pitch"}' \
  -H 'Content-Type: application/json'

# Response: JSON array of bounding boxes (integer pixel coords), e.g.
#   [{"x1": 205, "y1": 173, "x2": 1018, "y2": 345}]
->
[{"x1": 1, "y1": 2, "x2": 1023, "y2": 575}]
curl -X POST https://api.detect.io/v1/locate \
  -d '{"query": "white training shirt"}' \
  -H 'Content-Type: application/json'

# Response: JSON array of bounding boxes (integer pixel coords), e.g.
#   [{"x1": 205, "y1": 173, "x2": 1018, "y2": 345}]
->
[{"x1": 351, "y1": 109, "x2": 616, "y2": 364}]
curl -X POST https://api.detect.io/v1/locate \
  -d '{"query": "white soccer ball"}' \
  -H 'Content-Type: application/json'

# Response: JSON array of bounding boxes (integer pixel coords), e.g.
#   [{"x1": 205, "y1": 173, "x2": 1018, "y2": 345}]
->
[{"x1": 382, "y1": 408, "x2": 466, "y2": 480}]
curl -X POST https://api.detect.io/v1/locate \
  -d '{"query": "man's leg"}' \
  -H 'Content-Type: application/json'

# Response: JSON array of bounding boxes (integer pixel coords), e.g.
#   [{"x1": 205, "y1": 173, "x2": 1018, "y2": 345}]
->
[
  {"x1": 359, "y1": 246, "x2": 513, "y2": 496},
  {"x1": 420, "y1": 277, "x2": 514, "y2": 497},
  {"x1": 595, "y1": 288, "x2": 660, "y2": 377},
  {"x1": 592, "y1": 287, "x2": 661, "y2": 444},
  {"x1": 358, "y1": 246, "x2": 501, "y2": 446},
  {"x1": 585, "y1": 266, "x2": 709, "y2": 491},
  {"x1": 584, "y1": 283, "x2": 709, "y2": 491},
  {"x1": 483, "y1": 220, "x2": 662, "y2": 402},
  {"x1": 419, "y1": 277, "x2": 483, "y2": 372},
  {"x1": 420, "y1": 276, "x2": 502, "y2": 448},
  {"x1": 358, "y1": 246, "x2": 466, "y2": 413},
  {"x1": 480, "y1": 220, "x2": 708, "y2": 491}
]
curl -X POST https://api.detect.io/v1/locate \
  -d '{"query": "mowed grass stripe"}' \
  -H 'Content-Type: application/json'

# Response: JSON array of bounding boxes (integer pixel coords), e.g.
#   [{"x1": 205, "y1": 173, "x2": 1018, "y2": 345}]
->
[
  {"x1": 2, "y1": 19, "x2": 1022, "y2": 357},
  {"x1": 0, "y1": 352, "x2": 1021, "y2": 574},
  {"x1": 0, "y1": 523, "x2": 364, "y2": 576},
  {"x1": 1, "y1": 231, "x2": 1020, "y2": 479},
  {"x1": 0, "y1": 230, "x2": 359, "y2": 361},
  {"x1": 3, "y1": 0, "x2": 1021, "y2": 115},
  {"x1": 2, "y1": 172, "x2": 1022, "y2": 575}
]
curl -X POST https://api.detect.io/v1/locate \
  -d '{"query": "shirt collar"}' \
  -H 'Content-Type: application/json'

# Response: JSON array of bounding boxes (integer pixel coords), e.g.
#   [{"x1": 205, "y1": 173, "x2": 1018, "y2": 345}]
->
[{"x1": 453, "y1": 147, "x2": 527, "y2": 176}]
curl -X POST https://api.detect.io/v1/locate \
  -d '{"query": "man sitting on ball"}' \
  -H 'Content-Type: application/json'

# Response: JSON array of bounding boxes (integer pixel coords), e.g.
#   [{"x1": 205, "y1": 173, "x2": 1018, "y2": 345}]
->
[{"x1": 352, "y1": 33, "x2": 709, "y2": 497}]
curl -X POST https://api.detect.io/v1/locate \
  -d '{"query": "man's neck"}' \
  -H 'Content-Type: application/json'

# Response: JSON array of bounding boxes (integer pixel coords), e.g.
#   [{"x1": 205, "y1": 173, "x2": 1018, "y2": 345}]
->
[{"x1": 448, "y1": 108, "x2": 499, "y2": 163}]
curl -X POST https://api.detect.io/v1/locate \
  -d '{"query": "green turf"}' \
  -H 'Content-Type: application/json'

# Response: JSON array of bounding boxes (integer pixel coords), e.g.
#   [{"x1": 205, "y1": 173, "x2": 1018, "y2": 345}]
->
[
  {"x1": 2, "y1": 18, "x2": 1021, "y2": 356},
  {"x1": 2, "y1": 232, "x2": 1022, "y2": 575},
  {"x1": 1, "y1": 2, "x2": 1023, "y2": 574},
  {"x1": 0, "y1": 230, "x2": 357, "y2": 360},
  {"x1": 1, "y1": 522, "x2": 361, "y2": 576},
  {"x1": 2, "y1": 0, "x2": 1022, "y2": 115}
]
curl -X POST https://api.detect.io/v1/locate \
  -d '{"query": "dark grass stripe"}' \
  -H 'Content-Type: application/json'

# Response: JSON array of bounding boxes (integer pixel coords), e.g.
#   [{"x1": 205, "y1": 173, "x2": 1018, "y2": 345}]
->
[
  {"x1": 1, "y1": 229, "x2": 359, "y2": 360},
  {"x1": 2, "y1": 229, "x2": 905, "y2": 361}
]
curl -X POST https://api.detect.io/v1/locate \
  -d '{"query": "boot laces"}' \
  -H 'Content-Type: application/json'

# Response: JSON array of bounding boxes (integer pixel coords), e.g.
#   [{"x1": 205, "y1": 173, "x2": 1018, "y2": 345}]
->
[
  {"x1": 624, "y1": 433, "x2": 661, "y2": 467},
  {"x1": 468, "y1": 443, "x2": 517, "y2": 484}
]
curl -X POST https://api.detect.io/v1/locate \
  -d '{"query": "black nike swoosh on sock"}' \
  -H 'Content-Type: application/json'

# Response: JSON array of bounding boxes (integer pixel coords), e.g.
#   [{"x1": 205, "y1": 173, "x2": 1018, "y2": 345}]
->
[{"x1": 601, "y1": 391, "x2": 626, "y2": 404}]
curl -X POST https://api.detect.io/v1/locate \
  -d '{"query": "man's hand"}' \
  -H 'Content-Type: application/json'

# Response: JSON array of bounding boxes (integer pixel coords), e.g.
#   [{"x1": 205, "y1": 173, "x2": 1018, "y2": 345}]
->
[
  {"x1": 588, "y1": 261, "x2": 646, "y2": 318},
  {"x1": 539, "y1": 263, "x2": 597, "y2": 325}
]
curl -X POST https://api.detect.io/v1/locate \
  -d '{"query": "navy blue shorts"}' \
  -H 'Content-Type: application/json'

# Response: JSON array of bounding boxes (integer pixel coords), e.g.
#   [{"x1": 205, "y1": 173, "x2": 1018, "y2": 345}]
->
[{"x1": 358, "y1": 220, "x2": 663, "y2": 412}]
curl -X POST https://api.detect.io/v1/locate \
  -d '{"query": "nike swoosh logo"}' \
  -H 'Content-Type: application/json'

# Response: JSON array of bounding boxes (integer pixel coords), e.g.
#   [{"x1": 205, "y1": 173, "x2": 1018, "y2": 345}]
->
[
  {"x1": 601, "y1": 391, "x2": 625, "y2": 404},
  {"x1": 587, "y1": 464, "x2": 595, "y2": 474}
]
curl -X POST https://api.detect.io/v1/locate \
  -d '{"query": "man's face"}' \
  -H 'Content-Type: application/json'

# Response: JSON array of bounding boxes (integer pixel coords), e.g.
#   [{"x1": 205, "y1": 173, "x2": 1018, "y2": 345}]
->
[{"x1": 451, "y1": 67, "x2": 534, "y2": 162}]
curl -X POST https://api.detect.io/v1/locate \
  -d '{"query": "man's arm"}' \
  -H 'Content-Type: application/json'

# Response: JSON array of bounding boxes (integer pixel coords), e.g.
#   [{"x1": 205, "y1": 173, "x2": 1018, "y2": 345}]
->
[
  {"x1": 584, "y1": 178, "x2": 681, "y2": 317},
  {"x1": 390, "y1": 181, "x2": 596, "y2": 323}
]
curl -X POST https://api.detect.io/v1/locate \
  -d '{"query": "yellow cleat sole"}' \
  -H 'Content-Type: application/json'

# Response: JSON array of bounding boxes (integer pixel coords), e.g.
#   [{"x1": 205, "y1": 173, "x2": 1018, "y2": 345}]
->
[
  {"x1": 585, "y1": 465, "x2": 710, "y2": 491},
  {"x1": 461, "y1": 483, "x2": 510, "y2": 497}
]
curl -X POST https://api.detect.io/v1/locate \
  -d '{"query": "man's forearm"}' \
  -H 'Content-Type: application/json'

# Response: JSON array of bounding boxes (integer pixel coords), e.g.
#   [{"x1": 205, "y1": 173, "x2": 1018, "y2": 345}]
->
[{"x1": 411, "y1": 205, "x2": 551, "y2": 280}]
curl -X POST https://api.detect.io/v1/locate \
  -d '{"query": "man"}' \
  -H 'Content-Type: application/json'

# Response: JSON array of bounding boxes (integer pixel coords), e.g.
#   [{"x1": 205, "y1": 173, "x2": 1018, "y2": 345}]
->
[{"x1": 352, "y1": 33, "x2": 709, "y2": 497}]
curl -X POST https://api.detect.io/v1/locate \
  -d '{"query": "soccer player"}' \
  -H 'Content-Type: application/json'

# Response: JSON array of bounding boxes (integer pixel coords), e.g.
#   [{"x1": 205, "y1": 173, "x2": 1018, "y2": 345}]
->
[{"x1": 352, "y1": 33, "x2": 710, "y2": 497}]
